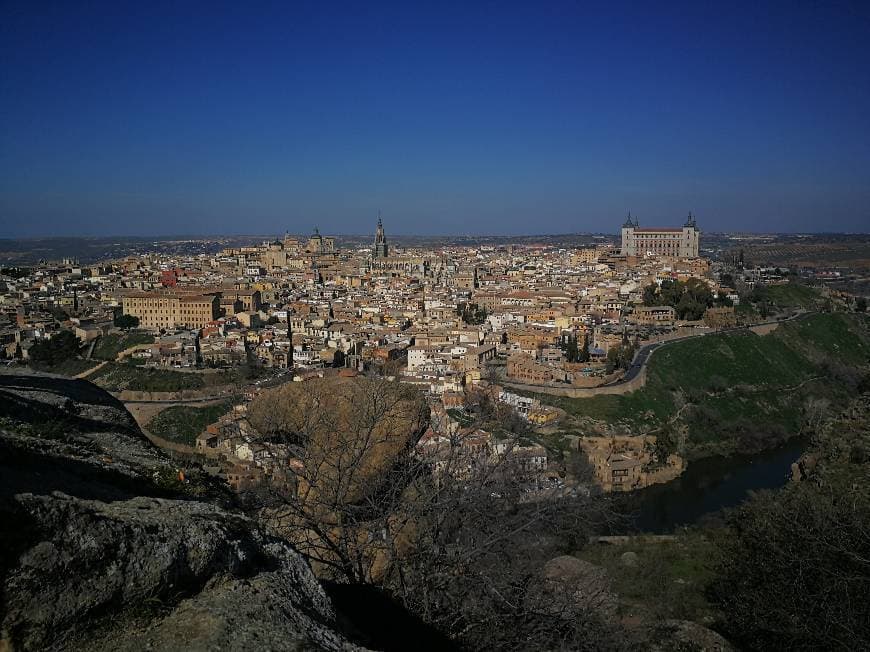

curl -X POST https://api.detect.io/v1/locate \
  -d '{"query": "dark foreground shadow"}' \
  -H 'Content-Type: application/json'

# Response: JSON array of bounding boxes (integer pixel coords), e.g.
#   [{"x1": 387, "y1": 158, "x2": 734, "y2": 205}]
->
[{"x1": 323, "y1": 581, "x2": 461, "y2": 651}]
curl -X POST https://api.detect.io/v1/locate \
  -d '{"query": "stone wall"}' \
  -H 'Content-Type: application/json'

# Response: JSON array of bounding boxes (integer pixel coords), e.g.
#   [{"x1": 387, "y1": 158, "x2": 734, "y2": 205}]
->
[
  {"x1": 748, "y1": 321, "x2": 781, "y2": 336},
  {"x1": 142, "y1": 429, "x2": 224, "y2": 460},
  {"x1": 568, "y1": 371, "x2": 624, "y2": 388},
  {"x1": 504, "y1": 364, "x2": 647, "y2": 397}
]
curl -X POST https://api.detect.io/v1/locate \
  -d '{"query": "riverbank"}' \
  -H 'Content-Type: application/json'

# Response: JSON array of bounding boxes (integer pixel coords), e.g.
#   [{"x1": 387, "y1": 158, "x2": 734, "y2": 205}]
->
[
  {"x1": 575, "y1": 395, "x2": 870, "y2": 647},
  {"x1": 613, "y1": 435, "x2": 808, "y2": 535}
]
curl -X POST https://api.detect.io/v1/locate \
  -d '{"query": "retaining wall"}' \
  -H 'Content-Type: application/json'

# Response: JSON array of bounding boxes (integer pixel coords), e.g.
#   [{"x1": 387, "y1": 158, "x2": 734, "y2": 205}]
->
[
  {"x1": 504, "y1": 364, "x2": 647, "y2": 397},
  {"x1": 504, "y1": 317, "x2": 793, "y2": 399},
  {"x1": 142, "y1": 429, "x2": 224, "y2": 460}
]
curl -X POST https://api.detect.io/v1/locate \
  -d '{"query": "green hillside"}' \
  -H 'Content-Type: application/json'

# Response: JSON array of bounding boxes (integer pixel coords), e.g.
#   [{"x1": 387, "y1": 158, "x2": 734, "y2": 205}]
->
[
  {"x1": 536, "y1": 313, "x2": 870, "y2": 458},
  {"x1": 762, "y1": 283, "x2": 825, "y2": 311},
  {"x1": 92, "y1": 331, "x2": 154, "y2": 360},
  {"x1": 147, "y1": 401, "x2": 232, "y2": 446},
  {"x1": 89, "y1": 362, "x2": 207, "y2": 392}
]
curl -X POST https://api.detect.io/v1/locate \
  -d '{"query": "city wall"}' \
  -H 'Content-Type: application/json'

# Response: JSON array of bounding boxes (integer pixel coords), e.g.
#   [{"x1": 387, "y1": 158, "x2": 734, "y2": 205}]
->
[
  {"x1": 504, "y1": 363, "x2": 647, "y2": 397},
  {"x1": 504, "y1": 318, "x2": 786, "y2": 399},
  {"x1": 115, "y1": 343, "x2": 153, "y2": 360},
  {"x1": 568, "y1": 371, "x2": 623, "y2": 388},
  {"x1": 141, "y1": 429, "x2": 222, "y2": 459}
]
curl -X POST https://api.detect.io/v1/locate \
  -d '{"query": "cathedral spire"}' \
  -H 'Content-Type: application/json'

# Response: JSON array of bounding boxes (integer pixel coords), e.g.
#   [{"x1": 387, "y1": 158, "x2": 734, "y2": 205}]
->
[{"x1": 373, "y1": 213, "x2": 388, "y2": 259}]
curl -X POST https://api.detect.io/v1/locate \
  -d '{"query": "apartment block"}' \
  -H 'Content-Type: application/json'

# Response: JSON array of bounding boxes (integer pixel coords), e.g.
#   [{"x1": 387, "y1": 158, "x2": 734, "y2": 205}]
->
[{"x1": 122, "y1": 292, "x2": 220, "y2": 331}]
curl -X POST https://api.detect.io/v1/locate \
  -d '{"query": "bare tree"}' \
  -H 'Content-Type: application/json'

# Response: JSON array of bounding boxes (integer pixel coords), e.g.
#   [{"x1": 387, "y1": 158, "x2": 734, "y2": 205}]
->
[
  {"x1": 801, "y1": 396, "x2": 831, "y2": 435},
  {"x1": 248, "y1": 377, "x2": 429, "y2": 582},
  {"x1": 245, "y1": 376, "x2": 630, "y2": 650}
]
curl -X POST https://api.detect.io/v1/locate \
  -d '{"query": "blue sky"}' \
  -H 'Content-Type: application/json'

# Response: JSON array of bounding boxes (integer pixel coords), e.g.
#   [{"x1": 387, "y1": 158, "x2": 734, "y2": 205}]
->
[{"x1": 1, "y1": 0, "x2": 869, "y2": 236}]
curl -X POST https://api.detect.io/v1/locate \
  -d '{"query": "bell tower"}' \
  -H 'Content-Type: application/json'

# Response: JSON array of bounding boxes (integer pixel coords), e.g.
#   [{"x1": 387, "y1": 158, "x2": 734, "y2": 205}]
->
[{"x1": 373, "y1": 212, "x2": 389, "y2": 259}]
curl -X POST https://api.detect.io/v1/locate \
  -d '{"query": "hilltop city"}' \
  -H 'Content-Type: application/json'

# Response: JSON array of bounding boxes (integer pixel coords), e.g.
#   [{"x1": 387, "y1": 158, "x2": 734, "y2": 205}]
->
[
  {"x1": 2, "y1": 215, "x2": 869, "y2": 651},
  {"x1": 4, "y1": 2, "x2": 870, "y2": 649},
  {"x1": 2, "y1": 214, "x2": 861, "y2": 497}
]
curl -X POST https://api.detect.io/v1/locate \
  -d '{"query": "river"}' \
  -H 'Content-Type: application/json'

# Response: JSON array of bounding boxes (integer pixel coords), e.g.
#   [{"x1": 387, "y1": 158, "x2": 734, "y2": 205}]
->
[{"x1": 619, "y1": 437, "x2": 808, "y2": 534}]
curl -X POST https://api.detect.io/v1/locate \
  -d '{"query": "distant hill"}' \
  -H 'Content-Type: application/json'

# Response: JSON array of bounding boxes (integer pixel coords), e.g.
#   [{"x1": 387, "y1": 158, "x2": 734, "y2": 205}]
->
[
  {"x1": 0, "y1": 235, "x2": 266, "y2": 265},
  {"x1": 0, "y1": 233, "x2": 621, "y2": 265}
]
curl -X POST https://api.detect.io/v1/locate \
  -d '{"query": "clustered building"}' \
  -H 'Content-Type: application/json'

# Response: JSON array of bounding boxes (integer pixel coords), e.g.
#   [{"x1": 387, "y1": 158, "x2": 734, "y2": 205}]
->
[
  {"x1": 2, "y1": 213, "x2": 719, "y2": 378},
  {"x1": 1, "y1": 212, "x2": 734, "y2": 495}
]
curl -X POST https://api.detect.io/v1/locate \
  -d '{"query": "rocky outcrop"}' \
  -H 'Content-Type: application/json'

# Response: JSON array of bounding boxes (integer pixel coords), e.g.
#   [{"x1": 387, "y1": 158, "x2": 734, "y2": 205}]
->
[
  {"x1": 0, "y1": 374, "x2": 368, "y2": 651},
  {"x1": 646, "y1": 620, "x2": 733, "y2": 651}
]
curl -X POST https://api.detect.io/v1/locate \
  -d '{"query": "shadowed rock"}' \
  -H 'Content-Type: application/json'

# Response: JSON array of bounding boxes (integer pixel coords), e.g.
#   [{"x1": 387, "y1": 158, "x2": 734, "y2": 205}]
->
[{"x1": 0, "y1": 373, "x2": 369, "y2": 651}]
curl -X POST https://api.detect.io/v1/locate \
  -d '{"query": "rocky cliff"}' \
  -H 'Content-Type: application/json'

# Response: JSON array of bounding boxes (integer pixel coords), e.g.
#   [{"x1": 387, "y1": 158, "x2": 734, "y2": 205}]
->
[{"x1": 0, "y1": 373, "x2": 367, "y2": 651}]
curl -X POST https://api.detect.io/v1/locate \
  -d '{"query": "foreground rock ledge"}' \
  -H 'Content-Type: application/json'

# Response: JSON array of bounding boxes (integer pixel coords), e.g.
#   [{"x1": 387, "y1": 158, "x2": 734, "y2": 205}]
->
[{"x1": 0, "y1": 373, "x2": 367, "y2": 651}]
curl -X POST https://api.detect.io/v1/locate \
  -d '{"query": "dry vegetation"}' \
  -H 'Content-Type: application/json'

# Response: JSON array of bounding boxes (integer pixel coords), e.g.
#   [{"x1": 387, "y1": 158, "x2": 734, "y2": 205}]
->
[
  {"x1": 729, "y1": 237, "x2": 870, "y2": 270},
  {"x1": 244, "y1": 376, "x2": 632, "y2": 650}
]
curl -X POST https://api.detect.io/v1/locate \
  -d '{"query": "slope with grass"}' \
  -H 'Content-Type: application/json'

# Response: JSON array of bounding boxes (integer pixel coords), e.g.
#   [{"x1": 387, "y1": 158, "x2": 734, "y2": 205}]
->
[
  {"x1": 576, "y1": 532, "x2": 718, "y2": 625},
  {"x1": 92, "y1": 331, "x2": 154, "y2": 360},
  {"x1": 88, "y1": 361, "x2": 259, "y2": 393},
  {"x1": 89, "y1": 361, "x2": 207, "y2": 392},
  {"x1": 763, "y1": 283, "x2": 826, "y2": 311},
  {"x1": 146, "y1": 401, "x2": 232, "y2": 446},
  {"x1": 534, "y1": 313, "x2": 870, "y2": 458},
  {"x1": 31, "y1": 357, "x2": 102, "y2": 377}
]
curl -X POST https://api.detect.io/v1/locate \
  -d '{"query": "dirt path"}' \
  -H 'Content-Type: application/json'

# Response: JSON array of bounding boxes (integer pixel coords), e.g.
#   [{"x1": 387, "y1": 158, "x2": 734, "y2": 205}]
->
[
  {"x1": 125, "y1": 397, "x2": 229, "y2": 430},
  {"x1": 74, "y1": 360, "x2": 107, "y2": 379}
]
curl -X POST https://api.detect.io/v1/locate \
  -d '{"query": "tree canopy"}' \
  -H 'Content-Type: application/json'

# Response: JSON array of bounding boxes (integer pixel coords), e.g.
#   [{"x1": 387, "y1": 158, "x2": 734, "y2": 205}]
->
[
  {"x1": 605, "y1": 333, "x2": 637, "y2": 374},
  {"x1": 29, "y1": 331, "x2": 80, "y2": 366},
  {"x1": 711, "y1": 399, "x2": 870, "y2": 650},
  {"x1": 456, "y1": 302, "x2": 488, "y2": 325},
  {"x1": 641, "y1": 278, "x2": 727, "y2": 320},
  {"x1": 113, "y1": 313, "x2": 140, "y2": 329}
]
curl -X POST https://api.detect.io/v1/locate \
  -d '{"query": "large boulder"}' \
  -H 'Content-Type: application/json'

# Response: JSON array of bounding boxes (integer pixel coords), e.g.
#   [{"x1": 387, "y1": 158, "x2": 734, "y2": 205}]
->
[
  {"x1": 4, "y1": 493, "x2": 359, "y2": 651},
  {"x1": 0, "y1": 373, "x2": 367, "y2": 651},
  {"x1": 619, "y1": 551, "x2": 639, "y2": 567},
  {"x1": 528, "y1": 555, "x2": 618, "y2": 619},
  {"x1": 646, "y1": 620, "x2": 733, "y2": 651}
]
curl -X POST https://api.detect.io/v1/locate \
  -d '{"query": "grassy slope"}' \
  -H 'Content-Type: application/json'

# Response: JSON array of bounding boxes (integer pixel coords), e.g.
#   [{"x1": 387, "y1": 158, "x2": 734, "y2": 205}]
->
[
  {"x1": 89, "y1": 362, "x2": 258, "y2": 392},
  {"x1": 92, "y1": 332, "x2": 154, "y2": 360},
  {"x1": 89, "y1": 362, "x2": 207, "y2": 391},
  {"x1": 577, "y1": 532, "x2": 719, "y2": 624},
  {"x1": 736, "y1": 282, "x2": 823, "y2": 322},
  {"x1": 31, "y1": 357, "x2": 103, "y2": 377},
  {"x1": 536, "y1": 313, "x2": 870, "y2": 457},
  {"x1": 146, "y1": 401, "x2": 232, "y2": 446},
  {"x1": 764, "y1": 283, "x2": 825, "y2": 310}
]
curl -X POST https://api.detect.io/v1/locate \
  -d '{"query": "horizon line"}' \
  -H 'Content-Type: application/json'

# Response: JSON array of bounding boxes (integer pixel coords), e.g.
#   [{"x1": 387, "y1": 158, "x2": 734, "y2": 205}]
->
[{"x1": 3, "y1": 230, "x2": 870, "y2": 240}]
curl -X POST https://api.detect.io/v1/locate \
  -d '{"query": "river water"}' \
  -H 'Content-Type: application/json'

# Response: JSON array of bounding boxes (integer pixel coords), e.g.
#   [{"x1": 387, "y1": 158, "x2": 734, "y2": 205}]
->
[{"x1": 618, "y1": 437, "x2": 807, "y2": 534}]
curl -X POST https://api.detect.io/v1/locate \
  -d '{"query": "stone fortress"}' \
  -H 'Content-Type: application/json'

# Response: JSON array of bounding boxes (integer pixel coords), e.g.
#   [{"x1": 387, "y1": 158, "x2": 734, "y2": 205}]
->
[{"x1": 620, "y1": 212, "x2": 700, "y2": 258}]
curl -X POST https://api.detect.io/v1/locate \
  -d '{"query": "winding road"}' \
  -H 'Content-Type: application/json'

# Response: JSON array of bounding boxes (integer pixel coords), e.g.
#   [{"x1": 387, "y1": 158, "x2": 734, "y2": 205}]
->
[{"x1": 610, "y1": 310, "x2": 812, "y2": 386}]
